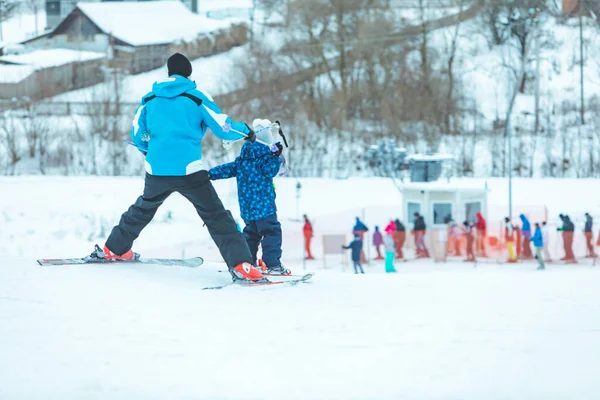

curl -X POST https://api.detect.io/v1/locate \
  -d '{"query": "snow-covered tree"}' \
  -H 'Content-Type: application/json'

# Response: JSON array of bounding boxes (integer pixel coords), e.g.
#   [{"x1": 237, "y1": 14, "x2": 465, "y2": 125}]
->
[{"x1": 0, "y1": 0, "x2": 22, "y2": 42}]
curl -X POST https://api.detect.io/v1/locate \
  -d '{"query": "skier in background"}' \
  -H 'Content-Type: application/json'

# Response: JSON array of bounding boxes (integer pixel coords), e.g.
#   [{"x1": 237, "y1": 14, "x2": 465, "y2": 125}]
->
[
  {"x1": 542, "y1": 221, "x2": 551, "y2": 262},
  {"x1": 520, "y1": 214, "x2": 533, "y2": 259},
  {"x1": 515, "y1": 224, "x2": 522, "y2": 259},
  {"x1": 393, "y1": 219, "x2": 406, "y2": 259},
  {"x1": 450, "y1": 220, "x2": 462, "y2": 256},
  {"x1": 584, "y1": 212, "x2": 596, "y2": 258},
  {"x1": 532, "y1": 222, "x2": 545, "y2": 270},
  {"x1": 475, "y1": 211, "x2": 487, "y2": 257},
  {"x1": 373, "y1": 225, "x2": 384, "y2": 260},
  {"x1": 303, "y1": 214, "x2": 315, "y2": 260},
  {"x1": 383, "y1": 224, "x2": 397, "y2": 273},
  {"x1": 353, "y1": 217, "x2": 369, "y2": 263},
  {"x1": 505, "y1": 217, "x2": 517, "y2": 263},
  {"x1": 558, "y1": 214, "x2": 576, "y2": 263},
  {"x1": 343, "y1": 234, "x2": 365, "y2": 274},
  {"x1": 413, "y1": 212, "x2": 429, "y2": 258},
  {"x1": 89, "y1": 53, "x2": 264, "y2": 283},
  {"x1": 209, "y1": 118, "x2": 290, "y2": 276},
  {"x1": 463, "y1": 221, "x2": 476, "y2": 262}
]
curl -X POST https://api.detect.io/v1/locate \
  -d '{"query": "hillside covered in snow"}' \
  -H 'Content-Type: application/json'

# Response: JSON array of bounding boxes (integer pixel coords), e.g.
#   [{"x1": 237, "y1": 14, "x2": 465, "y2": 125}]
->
[{"x1": 2, "y1": 0, "x2": 600, "y2": 179}]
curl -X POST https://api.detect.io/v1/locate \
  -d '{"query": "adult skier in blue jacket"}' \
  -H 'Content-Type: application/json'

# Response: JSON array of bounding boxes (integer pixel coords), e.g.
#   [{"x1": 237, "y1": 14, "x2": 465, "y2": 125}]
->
[
  {"x1": 209, "y1": 119, "x2": 289, "y2": 275},
  {"x1": 90, "y1": 53, "x2": 265, "y2": 283}
]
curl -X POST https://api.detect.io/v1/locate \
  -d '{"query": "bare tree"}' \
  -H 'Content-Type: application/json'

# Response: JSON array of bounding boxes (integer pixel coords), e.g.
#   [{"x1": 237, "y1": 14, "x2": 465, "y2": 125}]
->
[{"x1": 0, "y1": 111, "x2": 22, "y2": 175}]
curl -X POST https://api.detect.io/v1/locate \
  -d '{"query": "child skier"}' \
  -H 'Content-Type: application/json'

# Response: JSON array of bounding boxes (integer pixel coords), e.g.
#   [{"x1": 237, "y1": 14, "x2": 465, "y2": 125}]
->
[
  {"x1": 209, "y1": 118, "x2": 290, "y2": 276},
  {"x1": 532, "y1": 222, "x2": 545, "y2": 270},
  {"x1": 343, "y1": 234, "x2": 365, "y2": 274},
  {"x1": 383, "y1": 223, "x2": 397, "y2": 273}
]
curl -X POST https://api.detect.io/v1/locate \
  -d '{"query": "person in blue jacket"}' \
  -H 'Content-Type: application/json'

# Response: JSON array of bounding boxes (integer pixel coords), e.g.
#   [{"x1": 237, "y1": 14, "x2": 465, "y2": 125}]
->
[
  {"x1": 209, "y1": 118, "x2": 289, "y2": 276},
  {"x1": 353, "y1": 217, "x2": 369, "y2": 263},
  {"x1": 90, "y1": 53, "x2": 265, "y2": 283},
  {"x1": 520, "y1": 214, "x2": 533, "y2": 259},
  {"x1": 343, "y1": 234, "x2": 365, "y2": 274},
  {"x1": 532, "y1": 222, "x2": 545, "y2": 270}
]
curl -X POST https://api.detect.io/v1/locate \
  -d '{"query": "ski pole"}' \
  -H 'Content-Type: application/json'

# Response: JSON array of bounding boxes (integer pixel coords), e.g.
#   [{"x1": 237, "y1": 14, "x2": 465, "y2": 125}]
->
[{"x1": 222, "y1": 122, "x2": 281, "y2": 148}]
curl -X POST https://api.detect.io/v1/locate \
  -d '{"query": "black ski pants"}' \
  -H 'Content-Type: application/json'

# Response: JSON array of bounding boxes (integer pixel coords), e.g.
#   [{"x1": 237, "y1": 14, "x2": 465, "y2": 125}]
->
[{"x1": 105, "y1": 170, "x2": 252, "y2": 269}]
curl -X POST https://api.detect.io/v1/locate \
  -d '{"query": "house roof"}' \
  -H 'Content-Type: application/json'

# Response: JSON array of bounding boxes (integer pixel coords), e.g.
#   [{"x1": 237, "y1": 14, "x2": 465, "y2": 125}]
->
[
  {"x1": 0, "y1": 49, "x2": 105, "y2": 69},
  {"x1": 73, "y1": 1, "x2": 237, "y2": 47},
  {"x1": 0, "y1": 65, "x2": 36, "y2": 83}
]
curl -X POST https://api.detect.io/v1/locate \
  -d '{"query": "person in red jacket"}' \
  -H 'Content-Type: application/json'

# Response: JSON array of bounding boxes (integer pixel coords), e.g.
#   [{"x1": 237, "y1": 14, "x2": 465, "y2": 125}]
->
[
  {"x1": 475, "y1": 212, "x2": 487, "y2": 257},
  {"x1": 303, "y1": 214, "x2": 315, "y2": 260}
]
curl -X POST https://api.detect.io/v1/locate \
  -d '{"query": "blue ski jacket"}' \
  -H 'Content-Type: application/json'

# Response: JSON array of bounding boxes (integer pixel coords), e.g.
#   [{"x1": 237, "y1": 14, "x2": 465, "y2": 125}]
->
[
  {"x1": 343, "y1": 238, "x2": 363, "y2": 262},
  {"x1": 532, "y1": 227, "x2": 543, "y2": 247},
  {"x1": 209, "y1": 141, "x2": 282, "y2": 222},
  {"x1": 520, "y1": 214, "x2": 531, "y2": 232},
  {"x1": 131, "y1": 75, "x2": 250, "y2": 176},
  {"x1": 353, "y1": 219, "x2": 368, "y2": 232}
]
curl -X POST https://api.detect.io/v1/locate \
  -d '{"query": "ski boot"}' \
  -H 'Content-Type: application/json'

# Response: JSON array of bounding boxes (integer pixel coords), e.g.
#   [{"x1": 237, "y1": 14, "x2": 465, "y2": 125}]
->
[
  {"x1": 88, "y1": 244, "x2": 139, "y2": 261},
  {"x1": 231, "y1": 262, "x2": 267, "y2": 283},
  {"x1": 258, "y1": 260, "x2": 291, "y2": 276}
]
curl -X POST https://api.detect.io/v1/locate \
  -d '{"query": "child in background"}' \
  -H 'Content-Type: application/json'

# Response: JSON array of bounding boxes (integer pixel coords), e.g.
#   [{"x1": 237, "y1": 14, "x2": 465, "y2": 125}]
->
[
  {"x1": 384, "y1": 223, "x2": 397, "y2": 273},
  {"x1": 532, "y1": 222, "x2": 545, "y2": 270},
  {"x1": 209, "y1": 119, "x2": 289, "y2": 276},
  {"x1": 463, "y1": 221, "x2": 475, "y2": 262},
  {"x1": 343, "y1": 234, "x2": 364, "y2": 274}
]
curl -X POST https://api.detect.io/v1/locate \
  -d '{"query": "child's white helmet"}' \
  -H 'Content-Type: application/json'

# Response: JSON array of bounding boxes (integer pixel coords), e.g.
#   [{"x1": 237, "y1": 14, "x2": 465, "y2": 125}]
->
[{"x1": 252, "y1": 118, "x2": 273, "y2": 145}]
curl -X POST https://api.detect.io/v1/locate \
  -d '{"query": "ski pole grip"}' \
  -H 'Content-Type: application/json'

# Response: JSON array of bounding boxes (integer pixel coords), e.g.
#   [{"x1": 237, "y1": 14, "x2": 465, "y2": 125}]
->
[{"x1": 275, "y1": 120, "x2": 289, "y2": 148}]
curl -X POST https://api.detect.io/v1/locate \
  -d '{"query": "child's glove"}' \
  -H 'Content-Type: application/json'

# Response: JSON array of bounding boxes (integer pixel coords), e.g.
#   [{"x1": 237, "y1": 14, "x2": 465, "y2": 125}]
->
[{"x1": 270, "y1": 142, "x2": 283, "y2": 156}]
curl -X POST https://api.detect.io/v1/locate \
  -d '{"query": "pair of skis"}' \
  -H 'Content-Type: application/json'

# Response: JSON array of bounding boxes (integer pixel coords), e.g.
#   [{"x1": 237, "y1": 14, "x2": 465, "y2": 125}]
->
[{"x1": 36, "y1": 256, "x2": 313, "y2": 289}]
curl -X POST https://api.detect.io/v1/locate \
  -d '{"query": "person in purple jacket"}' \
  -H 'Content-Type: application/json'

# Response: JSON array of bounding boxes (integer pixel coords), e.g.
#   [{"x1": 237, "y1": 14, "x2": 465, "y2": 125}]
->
[{"x1": 373, "y1": 226, "x2": 384, "y2": 260}]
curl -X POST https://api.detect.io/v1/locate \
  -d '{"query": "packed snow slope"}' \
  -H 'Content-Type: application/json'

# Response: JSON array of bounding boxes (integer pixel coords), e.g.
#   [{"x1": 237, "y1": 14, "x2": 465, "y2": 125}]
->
[
  {"x1": 1, "y1": 176, "x2": 600, "y2": 398},
  {"x1": 2, "y1": 258, "x2": 600, "y2": 399}
]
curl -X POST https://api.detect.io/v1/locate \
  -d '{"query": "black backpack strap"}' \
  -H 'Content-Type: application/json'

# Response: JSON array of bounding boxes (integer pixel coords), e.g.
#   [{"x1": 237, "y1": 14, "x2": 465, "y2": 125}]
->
[
  {"x1": 142, "y1": 93, "x2": 202, "y2": 106},
  {"x1": 179, "y1": 92, "x2": 203, "y2": 106},
  {"x1": 143, "y1": 94, "x2": 156, "y2": 104}
]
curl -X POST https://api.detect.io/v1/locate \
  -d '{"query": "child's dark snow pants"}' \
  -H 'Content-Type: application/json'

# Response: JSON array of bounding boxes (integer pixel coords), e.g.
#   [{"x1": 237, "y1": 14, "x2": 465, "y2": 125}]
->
[
  {"x1": 243, "y1": 213, "x2": 283, "y2": 267},
  {"x1": 353, "y1": 260, "x2": 364, "y2": 274},
  {"x1": 105, "y1": 170, "x2": 253, "y2": 269}
]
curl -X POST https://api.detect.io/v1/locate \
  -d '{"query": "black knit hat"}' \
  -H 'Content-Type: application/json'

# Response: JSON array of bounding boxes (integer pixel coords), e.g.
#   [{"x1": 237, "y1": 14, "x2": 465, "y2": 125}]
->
[{"x1": 167, "y1": 53, "x2": 192, "y2": 77}]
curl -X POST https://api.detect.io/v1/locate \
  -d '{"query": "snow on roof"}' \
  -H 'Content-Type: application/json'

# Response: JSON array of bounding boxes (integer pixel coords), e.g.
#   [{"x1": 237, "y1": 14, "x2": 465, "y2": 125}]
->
[
  {"x1": 76, "y1": 1, "x2": 238, "y2": 47},
  {"x1": 0, "y1": 49, "x2": 105, "y2": 68},
  {"x1": 200, "y1": 0, "x2": 252, "y2": 9},
  {"x1": 406, "y1": 153, "x2": 455, "y2": 162},
  {"x1": 0, "y1": 65, "x2": 35, "y2": 83},
  {"x1": 400, "y1": 179, "x2": 489, "y2": 193}
]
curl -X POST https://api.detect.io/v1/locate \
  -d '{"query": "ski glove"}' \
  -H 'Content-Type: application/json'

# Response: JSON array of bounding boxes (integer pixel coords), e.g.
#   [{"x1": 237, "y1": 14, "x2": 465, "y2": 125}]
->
[
  {"x1": 270, "y1": 142, "x2": 283, "y2": 156},
  {"x1": 244, "y1": 123, "x2": 256, "y2": 142}
]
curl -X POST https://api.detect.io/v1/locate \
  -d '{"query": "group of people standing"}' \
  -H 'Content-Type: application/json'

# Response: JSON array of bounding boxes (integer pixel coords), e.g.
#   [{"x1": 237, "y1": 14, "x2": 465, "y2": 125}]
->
[
  {"x1": 447, "y1": 212, "x2": 487, "y2": 262},
  {"x1": 341, "y1": 213, "x2": 431, "y2": 274},
  {"x1": 505, "y1": 212, "x2": 596, "y2": 269}
]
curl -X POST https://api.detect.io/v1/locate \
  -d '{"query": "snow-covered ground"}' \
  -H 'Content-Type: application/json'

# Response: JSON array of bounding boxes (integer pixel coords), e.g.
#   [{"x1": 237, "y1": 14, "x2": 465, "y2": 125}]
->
[
  {"x1": 2, "y1": 257, "x2": 599, "y2": 399},
  {"x1": 1, "y1": 176, "x2": 600, "y2": 398}
]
